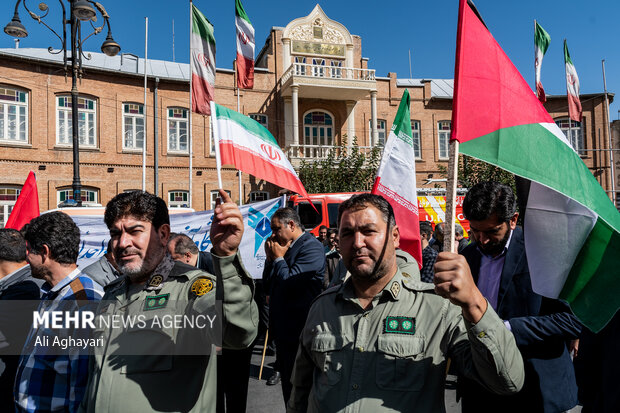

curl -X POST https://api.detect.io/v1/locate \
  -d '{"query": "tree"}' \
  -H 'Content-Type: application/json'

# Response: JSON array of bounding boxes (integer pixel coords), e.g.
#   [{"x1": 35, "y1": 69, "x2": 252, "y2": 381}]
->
[
  {"x1": 439, "y1": 154, "x2": 516, "y2": 193},
  {"x1": 298, "y1": 135, "x2": 382, "y2": 194}
]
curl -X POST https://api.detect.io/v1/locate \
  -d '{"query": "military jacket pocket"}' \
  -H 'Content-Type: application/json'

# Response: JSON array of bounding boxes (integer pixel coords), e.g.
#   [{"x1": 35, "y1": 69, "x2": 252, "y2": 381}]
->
[
  {"x1": 310, "y1": 332, "x2": 349, "y2": 386},
  {"x1": 376, "y1": 335, "x2": 426, "y2": 391}
]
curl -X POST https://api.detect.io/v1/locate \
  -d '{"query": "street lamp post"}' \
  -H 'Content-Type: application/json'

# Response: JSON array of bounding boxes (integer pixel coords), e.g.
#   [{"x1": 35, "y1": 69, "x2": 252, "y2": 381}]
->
[{"x1": 4, "y1": 0, "x2": 120, "y2": 207}]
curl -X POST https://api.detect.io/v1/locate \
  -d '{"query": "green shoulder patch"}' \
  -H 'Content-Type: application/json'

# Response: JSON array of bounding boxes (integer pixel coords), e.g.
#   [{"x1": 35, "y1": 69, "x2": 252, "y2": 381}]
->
[
  {"x1": 144, "y1": 293, "x2": 170, "y2": 311},
  {"x1": 384, "y1": 316, "x2": 416, "y2": 335}
]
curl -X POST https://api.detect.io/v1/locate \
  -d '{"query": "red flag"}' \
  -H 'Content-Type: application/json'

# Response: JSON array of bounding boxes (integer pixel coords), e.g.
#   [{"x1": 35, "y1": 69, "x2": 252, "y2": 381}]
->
[{"x1": 5, "y1": 171, "x2": 39, "y2": 230}]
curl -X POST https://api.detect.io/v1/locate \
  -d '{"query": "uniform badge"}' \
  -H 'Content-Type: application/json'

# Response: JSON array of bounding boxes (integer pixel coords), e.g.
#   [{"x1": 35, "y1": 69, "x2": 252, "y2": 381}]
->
[
  {"x1": 390, "y1": 281, "x2": 401, "y2": 298},
  {"x1": 191, "y1": 278, "x2": 213, "y2": 297},
  {"x1": 148, "y1": 275, "x2": 164, "y2": 288},
  {"x1": 402, "y1": 272, "x2": 411, "y2": 278},
  {"x1": 144, "y1": 293, "x2": 170, "y2": 311},
  {"x1": 384, "y1": 316, "x2": 416, "y2": 335}
]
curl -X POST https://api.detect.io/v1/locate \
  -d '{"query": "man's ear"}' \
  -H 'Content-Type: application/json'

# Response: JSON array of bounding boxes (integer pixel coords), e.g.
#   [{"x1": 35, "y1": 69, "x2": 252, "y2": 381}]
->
[
  {"x1": 184, "y1": 251, "x2": 193, "y2": 264},
  {"x1": 392, "y1": 225, "x2": 400, "y2": 249},
  {"x1": 158, "y1": 224, "x2": 171, "y2": 246},
  {"x1": 40, "y1": 244, "x2": 51, "y2": 264},
  {"x1": 509, "y1": 212, "x2": 519, "y2": 230}
]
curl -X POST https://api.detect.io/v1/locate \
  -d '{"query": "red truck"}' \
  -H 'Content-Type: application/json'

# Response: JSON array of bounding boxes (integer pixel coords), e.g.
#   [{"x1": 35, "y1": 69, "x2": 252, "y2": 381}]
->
[{"x1": 289, "y1": 192, "x2": 469, "y2": 236}]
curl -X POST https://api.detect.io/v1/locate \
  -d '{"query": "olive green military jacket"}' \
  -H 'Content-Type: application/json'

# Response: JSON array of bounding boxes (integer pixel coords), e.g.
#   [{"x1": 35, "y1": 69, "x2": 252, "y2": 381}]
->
[
  {"x1": 287, "y1": 268, "x2": 525, "y2": 413},
  {"x1": 79, "y1": 252, "x2": 258, "y2": 413}
]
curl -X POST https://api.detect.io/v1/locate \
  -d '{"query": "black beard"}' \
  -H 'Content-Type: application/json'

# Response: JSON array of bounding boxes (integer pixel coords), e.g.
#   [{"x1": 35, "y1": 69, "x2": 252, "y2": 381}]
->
[{"x1": 478, "y1": 229, "x2": 511, "y2": 256}]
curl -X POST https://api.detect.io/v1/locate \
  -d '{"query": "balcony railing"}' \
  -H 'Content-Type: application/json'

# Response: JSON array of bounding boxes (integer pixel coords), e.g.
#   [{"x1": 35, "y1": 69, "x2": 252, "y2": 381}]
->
[
  {"x1": 281, "y1": 63, "x2": 376, "y2": 84},
  {"x1": 287, "y1": 144, "x2": 377, "y2": 163}
]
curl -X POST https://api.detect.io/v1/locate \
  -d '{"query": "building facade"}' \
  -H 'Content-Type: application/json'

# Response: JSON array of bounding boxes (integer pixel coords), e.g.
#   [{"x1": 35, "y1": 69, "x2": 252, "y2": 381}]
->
[{"x1": 0, "y1": 5, "x2": 615, "y2": 224}]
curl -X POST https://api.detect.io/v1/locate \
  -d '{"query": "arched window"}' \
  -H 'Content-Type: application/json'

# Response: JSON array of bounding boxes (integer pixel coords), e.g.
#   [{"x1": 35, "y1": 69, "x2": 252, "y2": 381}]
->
[
  {"x1": 56, "y1": 95, "x2": 97, "y2": 147},
  {"x1": 57, "y1": 186, "x2": 99, "y2": 206},
  {"x1": 303, "y1": 111, "x2": 334, "y2": 158},
  {"x1": 437, "y1": 120, "x2": 451, "y2": 160},
  {"x1": 0, "y1": 186, "x2": 21, "y2": 228},
  {"x1": 555, "y1": 117, "x2": 585, "y2": 155},
  {"x1": 0, "y1": 86, "x2": 28, "y2": 144}
]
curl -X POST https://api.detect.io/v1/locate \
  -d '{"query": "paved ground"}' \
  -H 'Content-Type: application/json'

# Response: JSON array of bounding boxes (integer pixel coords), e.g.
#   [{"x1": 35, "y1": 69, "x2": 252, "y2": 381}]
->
[{"x1": 245, "y1": 340, "x2": 582, "y2": 413}]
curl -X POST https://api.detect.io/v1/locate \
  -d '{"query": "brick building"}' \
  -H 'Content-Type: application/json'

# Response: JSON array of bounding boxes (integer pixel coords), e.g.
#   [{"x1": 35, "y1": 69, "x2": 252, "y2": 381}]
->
[{"x1": 0, "y1": 5, "x2": 615, "y2": 224}]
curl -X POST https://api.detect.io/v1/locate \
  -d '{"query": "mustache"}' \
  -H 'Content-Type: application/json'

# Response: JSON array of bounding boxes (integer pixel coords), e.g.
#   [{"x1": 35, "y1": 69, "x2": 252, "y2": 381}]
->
[{"x1": 116, "y1": 247, "x2": 141, "y2": 258}]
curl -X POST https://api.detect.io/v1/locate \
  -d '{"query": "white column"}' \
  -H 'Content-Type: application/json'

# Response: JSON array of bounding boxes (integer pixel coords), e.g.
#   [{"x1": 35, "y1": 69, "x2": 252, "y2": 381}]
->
[
  {"x1": 346, "y1": 101, "x2": 356, "y2": 151},
  {"x1": 282, "y1": 38, "x2": 292, "y2": 72},
  {"x1": 292, "y1": 86, "x2": 300, "y2": 148},
  {"x1": 283, "y1": 96, "x2": 293, "y2": 148},
  {"x1": 370, "y1": 91, "x2": 378, "y2": 146},
  {"x1": 345, "y1": 44, "x2": 354, "y2": 78}
]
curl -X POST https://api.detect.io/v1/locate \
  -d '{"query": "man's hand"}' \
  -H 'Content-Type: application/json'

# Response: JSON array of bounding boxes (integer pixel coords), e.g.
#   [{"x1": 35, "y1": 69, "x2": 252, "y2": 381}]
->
[
  {"x1": 434, "y1": 252, "x2": 488, "y2": 323},
  {"x1": 264, "y1": 236, "x2": 291, "y2": 260},
  {"x1": 210, "y1": 189, "x2": 244, "y2": 256}
]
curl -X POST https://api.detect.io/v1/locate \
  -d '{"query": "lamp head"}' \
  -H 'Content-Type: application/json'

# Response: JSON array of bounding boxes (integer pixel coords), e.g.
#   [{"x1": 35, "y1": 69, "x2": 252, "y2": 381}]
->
[{"x1": 72, "y1": 0, "x2": 96, "y2": 21}]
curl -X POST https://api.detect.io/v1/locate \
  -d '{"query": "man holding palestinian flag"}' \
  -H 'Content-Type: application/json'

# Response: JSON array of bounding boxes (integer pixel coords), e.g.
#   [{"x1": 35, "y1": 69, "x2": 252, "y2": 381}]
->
[{"x1": 448, "y1": 0, "x2": 620, "y2": 411}]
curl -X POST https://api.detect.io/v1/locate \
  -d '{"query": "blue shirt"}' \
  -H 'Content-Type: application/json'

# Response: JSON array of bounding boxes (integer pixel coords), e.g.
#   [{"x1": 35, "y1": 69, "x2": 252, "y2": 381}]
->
[
  {"x1": 477, "y1": 231, "x2": 513, "y2": 311},
  {"x1": 14, "y1": 269, "x2": 103, "y2": 413}
]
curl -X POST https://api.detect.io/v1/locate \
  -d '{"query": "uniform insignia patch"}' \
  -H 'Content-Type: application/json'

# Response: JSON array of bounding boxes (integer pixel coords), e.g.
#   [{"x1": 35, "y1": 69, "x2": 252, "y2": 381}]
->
[
  {"x1": 191, "y1": 278, "x2": 213, "y2": 297},
  {"x1": 402, "y1": 272, "x2": 411, "y2": 278},
  {"x1": 390, "y1": 281, "x2": 400, "y2": 298},
  {"x1": 148, "y1": 275, "x2": 164, "y2": 288},
  {"x1": 384, "y1": 316, "x2": 416, "y2": 335},
  {"x1": 144, "y1": 293, "x2": 170, "y2": 311}
]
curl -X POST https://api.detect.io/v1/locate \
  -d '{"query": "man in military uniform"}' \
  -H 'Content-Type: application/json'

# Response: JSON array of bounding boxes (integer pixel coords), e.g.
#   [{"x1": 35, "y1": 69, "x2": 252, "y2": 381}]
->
[
  {"x1": 80, "y1": 190, "x2": 258, "y2": 412},
  {"x1": 287, "y1": 194, "x2": 525, "y2": 412}
]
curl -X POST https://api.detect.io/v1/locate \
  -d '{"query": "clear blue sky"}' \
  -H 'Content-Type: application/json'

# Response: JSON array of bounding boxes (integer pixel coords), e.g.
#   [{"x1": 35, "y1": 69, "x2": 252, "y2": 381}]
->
[{"x1": 1, "y1": 0, "x2": 618, "y2": 117}]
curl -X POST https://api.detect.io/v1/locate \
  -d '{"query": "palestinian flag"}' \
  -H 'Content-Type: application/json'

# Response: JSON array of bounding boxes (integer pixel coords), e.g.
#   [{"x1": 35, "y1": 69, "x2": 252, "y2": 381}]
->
[
  {"x1": 452, "y1": 0, "x2": 620, "y2": 332},
  {"x1": 371, "y1": 90, "x2": 423, "y2": 269},
  {"x1": 534, "y1": 21, "x2": 550, "y2": 103},
  {"x1": 564, "y1": 40, "x2": 582, "y2": 123},
  {"x1": 210, "y1": 102, "x2": 309, "y2": 198},
  {"x1": 235, "y1": 0, "x2": 254, "y2": 89},
  {"x1": 191, "y1": 4, "x2": 215, "y2": 115}
]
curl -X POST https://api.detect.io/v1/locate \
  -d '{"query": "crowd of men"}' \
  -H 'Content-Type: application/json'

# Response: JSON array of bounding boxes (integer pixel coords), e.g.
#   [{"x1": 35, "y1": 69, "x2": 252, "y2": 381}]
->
[{"x1": 0, "y1": 182, "x2": 617, "y2": 412}]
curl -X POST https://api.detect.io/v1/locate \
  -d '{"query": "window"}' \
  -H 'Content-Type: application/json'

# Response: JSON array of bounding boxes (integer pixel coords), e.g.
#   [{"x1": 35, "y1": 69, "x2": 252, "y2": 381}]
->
[
  {"x1": 210, "y1": 190, "x2": 232, "y2": 210},
  {"x1": 555, "y1": 117, "x2": 585, "y2": 155},
  {"x1": 303, "y1": 111, "x2": 334, "y2": 158},
  {"x1": 249, "y1": 191, "x2": 269, "y2": 203},
  {"x1": 57, "y1": 187, "x2": 98, "y2": 206},
  {"x1": 250, "y1": 114, "x2": 268, "y2": 128},
  {"x1": 0, "y1": 186, "x2": 20, "y2": 228},
  {"x1": 169, "y1": 190, "x2": 189, "y2": 208},
  {"x1": 312, "y1": 58, "x2": 325, "y2": 77},
  {"x1": 437, "y1": 120, "x2": 451, "y2": 159},
  {"x1": 168, "y1": 108, "x2": 188, "y2": 153},
  {"x1": 295, "y1": 57, "x2": 306, "y2": 76},
  {"x1": 411, "y1": 120, "x2": 421, "y2": 159},
  {"x1": 56, "y1": 95, "x2": 96, "y2": 147},
  {"x1": 0, "y1": 87, "x2": 28, "y2": 144},
  {"x1": 369, "y1": 119, "x2": 387, "y2": 147},
  {"x1": 330, "y1": 61, "x2": 342, "y2": 79},
  {"x1": 123, "y1": 103, "x2": 144, "y2": 150}
]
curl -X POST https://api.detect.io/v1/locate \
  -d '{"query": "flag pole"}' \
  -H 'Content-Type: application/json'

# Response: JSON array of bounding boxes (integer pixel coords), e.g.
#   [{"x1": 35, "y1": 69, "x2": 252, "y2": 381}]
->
[
  {"x1": 142, "y1": 17, "x2": 148, "y2": 192},
  {"x1": 602, "y1": 59, "x2": 616, "y2": 205},
  {"x1": 234, "y1": 59, "x2": 243, "y2": 205},
  {"x1": 443, "y1": 140, "x2": 459, "y2": 253},
  {"x1": 188, "y1": 0, "x2": 193, "y2": 208},
  {"x1": 210, "y1": 101, "x2": 223, "y2": 189}
]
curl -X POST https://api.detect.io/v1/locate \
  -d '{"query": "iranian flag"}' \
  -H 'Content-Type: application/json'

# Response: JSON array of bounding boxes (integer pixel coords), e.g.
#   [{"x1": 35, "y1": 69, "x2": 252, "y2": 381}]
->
[
  {"x1": 452, "y1": 0, "x2": 620, "y2": 332},
  {"x1": 564, "y1": 40, "x2": 582, "y2": 123},
  {"x1": 210, "y1": 102, "x2": 309, "y2": 198},
  {"x1": 534, "y1": 21, "x2": 550, "y2": 103},
  {"x1": 235, "y1": 0, "x2": 254, "y2": 89},
  {"x1": 371, "y1": 89, "x2": 422, "y2": 269},
  {"x1": 191, "y1": 4, "x2": 215, "y2": 115}
]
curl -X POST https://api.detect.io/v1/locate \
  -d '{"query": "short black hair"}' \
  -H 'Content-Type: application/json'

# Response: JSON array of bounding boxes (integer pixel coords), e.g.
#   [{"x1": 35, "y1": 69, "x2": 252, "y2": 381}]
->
[
  {"x1": 104, "y1": 191, "x2": 169, "y2": 230},
  {"x1": 272, "y1": 207, "x2": 302, "y2": 228},
  {"x1": 463, "y1": 181, "x2": 517, "y2": 223},
  {"x1": 24, "y1": 211, "x2": 80, "y2": 264},
  {"x1": 169, "y1": 233, "x2": 199, "y2": 255},
  {"x1": 0, "y1": 228, "x2": 27, "y2": 262},
  {"x1": 319, "y1": 225, "x2": 328, "y2": 231},
  {"x1": 338, "y1": 194, "x2": 396, "y2": 228},
  {"x1": 419, "y1": 221, "x2": 433, "y2": 238}
]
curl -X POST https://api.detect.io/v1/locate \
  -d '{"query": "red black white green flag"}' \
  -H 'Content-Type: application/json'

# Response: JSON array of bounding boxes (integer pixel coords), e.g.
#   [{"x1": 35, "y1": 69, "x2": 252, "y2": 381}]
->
[
  {"x1": 235, "y1": 0, "x2": 254, "y2": 89},
  {"x1": 191, "y1": 4, "x2": 215, "y2": 115},
  {"x1": 452, "y1": 0, "x2": 620, "y2": 332}
]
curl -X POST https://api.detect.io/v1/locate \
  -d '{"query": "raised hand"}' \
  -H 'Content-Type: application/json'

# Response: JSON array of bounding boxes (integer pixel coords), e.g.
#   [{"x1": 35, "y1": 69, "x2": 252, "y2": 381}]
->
[{"x1": 210, "y1": 189, "x2": 244, "y2": 256}]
